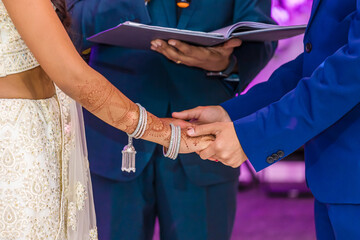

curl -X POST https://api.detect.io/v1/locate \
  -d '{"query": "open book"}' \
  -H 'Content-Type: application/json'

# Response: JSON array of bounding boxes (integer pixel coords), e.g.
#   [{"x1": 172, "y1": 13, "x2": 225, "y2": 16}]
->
[{"x1": 87, "y1": 21, "x2": 307, "y2": 50}]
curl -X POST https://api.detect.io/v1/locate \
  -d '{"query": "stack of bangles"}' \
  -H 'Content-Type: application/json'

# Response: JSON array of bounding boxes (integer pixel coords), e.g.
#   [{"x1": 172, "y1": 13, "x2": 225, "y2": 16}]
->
[
  {"x1": 163, "y1": 123, "x2": 181, "y2": 160},
  {"x1": 121, "y1": 103, "x2": 147, "y2": 173},
  {"x1": 129, "y1": 103, "x2": 148, "y2": 139}
]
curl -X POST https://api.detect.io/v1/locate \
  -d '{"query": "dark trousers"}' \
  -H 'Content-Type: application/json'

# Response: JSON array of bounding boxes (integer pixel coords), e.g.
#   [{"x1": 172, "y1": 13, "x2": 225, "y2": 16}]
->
[
  {"x1": 91, "y1": 145, "x2": 238, "y2": 240},
  {"x1": 315, "y1": 199, "x2": 360, "y2": 240}
]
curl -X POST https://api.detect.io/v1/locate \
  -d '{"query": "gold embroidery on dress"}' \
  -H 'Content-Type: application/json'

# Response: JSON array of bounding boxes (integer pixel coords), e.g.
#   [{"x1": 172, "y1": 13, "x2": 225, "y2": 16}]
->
[
  {"x1": 0, "y1": 1, "x2": 40, "y2": 77},
  {"x1": 89, "y1": 227, "x2": 98, "y2": 240},
  {"x1": 0, "y1": 0, "x2": 98, "y2": 238},
  {"x1": 56, "y1": 87, "x2": 97, "y2": 239},
  {"x1": 0, "y1": 98, "x2": 63, "y2": 239},
  {"x1": 66, "y1": 182, "x2": 88, "y2": 231},
  {"x1": 67, "y1": 202, "x2": 77, "y2": 231},
  {"x1": 76, "y1": 181, "x2": 87, "y2": 211}
]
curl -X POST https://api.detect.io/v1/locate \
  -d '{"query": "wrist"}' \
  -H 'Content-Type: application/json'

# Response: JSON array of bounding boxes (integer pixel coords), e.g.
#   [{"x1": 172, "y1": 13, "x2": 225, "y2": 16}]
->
[
  {"x1": 140, "y1": 116, "x2": 172, "y2": 147},
  {"x1": 163, "y1": 123, "x2": 172, "y2": 149},
  {"x1": 124, "y1": 104, "x2": 140, "y2": 135},
  {"x1": 217, "y1": 106, "x2": 232, "y2": 122},
  {"x1": 206, "y1": 54, "x2": 237, "y2": 78},
  {"x1": 155, "y1": 120, "x2": 172, "y2": 148}
]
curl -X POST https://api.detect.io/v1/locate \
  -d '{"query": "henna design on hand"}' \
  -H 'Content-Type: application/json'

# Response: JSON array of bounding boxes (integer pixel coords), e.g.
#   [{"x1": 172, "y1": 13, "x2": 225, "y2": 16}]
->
[
  {"x1": 75, "y1": 74, "x2": 213, "y2": 151},
  {"x1": 76, "y1": 76, "x2": 139, "y2": 134},
  {"x1": 143, "y1": 114, "x2": 171, "y2": 145},
  {"x1": 75, "y1": 76, "x2": 173, "y2": 147},
  {"x1": 179, "y1": 130, "x2": 214, "y2": 153}
]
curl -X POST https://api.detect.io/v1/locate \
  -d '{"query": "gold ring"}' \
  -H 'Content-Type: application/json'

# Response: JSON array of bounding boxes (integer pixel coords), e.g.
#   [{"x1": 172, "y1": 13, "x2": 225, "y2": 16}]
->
[{"x1": 176, "y1": 60, "x2": 182, "y2": 64}]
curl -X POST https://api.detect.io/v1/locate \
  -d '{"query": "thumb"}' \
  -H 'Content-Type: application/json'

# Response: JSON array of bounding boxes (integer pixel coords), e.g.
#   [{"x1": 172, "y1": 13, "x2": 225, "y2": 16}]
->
[
  {"x1": 223, "y1": 38, "x2": 242, "y2": 49},
  {"x1": 172, "y1": 108, "x2": 201, "y2": 120},
  {"x1": 187, "y1": 123, "x2": 220, "y2": 137}
]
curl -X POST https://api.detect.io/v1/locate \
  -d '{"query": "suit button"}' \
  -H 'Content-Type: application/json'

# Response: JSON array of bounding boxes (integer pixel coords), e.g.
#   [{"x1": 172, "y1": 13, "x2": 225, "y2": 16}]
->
[
  {"x1": 272, "y1": 154, "x2": 280, "y2": 161},
  {"x1": 305, "y1": 42, "x2": 312, "y2": 53},
  {"x1": 266, "y1": 156, "x2": 275, "y2": 164},
  {"x1": 277, "y1": 150, "x2": 285, "y2": 158}
]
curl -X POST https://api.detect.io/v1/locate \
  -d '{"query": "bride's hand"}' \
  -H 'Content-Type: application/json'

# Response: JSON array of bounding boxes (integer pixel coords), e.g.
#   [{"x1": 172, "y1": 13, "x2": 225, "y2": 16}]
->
[
  {"x1": 158, "y1": 118, "x2": 214, "y2": 154},
  {"x1": 179, "y1": 129, "x2": 215, "y2": 154}
]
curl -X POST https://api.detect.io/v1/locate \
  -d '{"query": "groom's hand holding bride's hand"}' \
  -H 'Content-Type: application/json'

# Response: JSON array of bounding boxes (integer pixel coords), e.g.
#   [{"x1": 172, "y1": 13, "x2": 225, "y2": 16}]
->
[
  {"x1": 186, "y1": 122, "x2": 248, "y2": 168},
  {"x1": 173, "y1": 106, "x2": 248, "y2": 168},
  {"x1": 161, "y1": 117, "x2": 215, "y2": 154}
]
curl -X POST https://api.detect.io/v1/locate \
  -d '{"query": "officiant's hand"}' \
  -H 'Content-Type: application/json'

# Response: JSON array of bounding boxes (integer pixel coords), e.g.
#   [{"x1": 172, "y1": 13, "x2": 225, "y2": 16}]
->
[
  {"x1": 172, "y1": 105, "x2": 231, "y2": 125},
  {"x1": 186, "y1": 122, "x2": 248, "y2": 168},
  {"x1": 150, "y1": 39, "x2": 242, "y2": 71}
]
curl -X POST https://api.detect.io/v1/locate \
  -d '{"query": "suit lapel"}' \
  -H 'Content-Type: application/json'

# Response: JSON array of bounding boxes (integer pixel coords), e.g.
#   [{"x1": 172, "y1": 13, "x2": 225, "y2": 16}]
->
[
  {"x1": 177, "y1": 0, "x2": 199, "y2": 29},
  {"x1": 159, "y1": 0, "x2": 177, "y2": 27},
  {"x1": 305, "y1": 0, "x2": 322, "y2": 35}
]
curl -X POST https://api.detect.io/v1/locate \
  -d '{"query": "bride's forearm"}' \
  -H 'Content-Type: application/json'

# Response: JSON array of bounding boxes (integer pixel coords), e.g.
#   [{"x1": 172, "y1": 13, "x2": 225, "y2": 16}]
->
[
  {"x1": 3, "y1": 0, "x2": 208, "y2": 153},
  {"x1": 2, "y1": 0, "x2": 191, "y2": 151},
  {"x1": 74, "y1": 74, "x2": 172, "y2": 148}
]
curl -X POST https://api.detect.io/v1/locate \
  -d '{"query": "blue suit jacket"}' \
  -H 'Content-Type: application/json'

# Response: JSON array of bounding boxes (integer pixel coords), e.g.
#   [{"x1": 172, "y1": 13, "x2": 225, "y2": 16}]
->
[
  {"x1": 68, "y1": 0, "x2": 276, "y2": 185},
  {"x1": 222, "y1": 0, "x2": 360, "y2": 203}
]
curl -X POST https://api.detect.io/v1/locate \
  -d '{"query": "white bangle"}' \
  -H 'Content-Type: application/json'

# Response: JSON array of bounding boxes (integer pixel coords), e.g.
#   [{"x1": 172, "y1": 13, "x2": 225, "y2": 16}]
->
[
  {"x1": 128, "y1": 103, "x2": 147, "y2": 139},
  {"x1": 163, "y1": 124, "x2": 181, "y2": 160},
  {"x1": 164, "y1": 123, "x2": 175, "y2": 158},
  {"x1": 122, "y1": 103, "x2": 148, "y2": 173},
  {"x1": 135, "y1": 106, "x2": 147, "y2": 139},
  {"x1": 173, "y1": 126, "x2": 181, "y2": 159}
]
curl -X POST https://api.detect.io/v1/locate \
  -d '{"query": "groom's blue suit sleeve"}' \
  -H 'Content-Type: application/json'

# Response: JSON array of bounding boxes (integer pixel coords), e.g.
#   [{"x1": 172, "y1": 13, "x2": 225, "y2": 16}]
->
[
  {"x1": 67, "y1": 0, "x2": 151, "y2": 50},
  {"x1": 222, "y1": 1, "x2": 360, "y2": 172},
  {"x1": 221, "y1": 53, "x2": 304, "y2": 120}
]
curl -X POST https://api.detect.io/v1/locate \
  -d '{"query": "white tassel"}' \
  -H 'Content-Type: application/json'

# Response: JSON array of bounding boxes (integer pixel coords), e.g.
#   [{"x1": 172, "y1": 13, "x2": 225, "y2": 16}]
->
[
  {"x1": 122, "y1": 104, "x2": 147, "y2": 173},
  {"x1": 122, "y1": 136, "x2": 136, "y2": 173}
]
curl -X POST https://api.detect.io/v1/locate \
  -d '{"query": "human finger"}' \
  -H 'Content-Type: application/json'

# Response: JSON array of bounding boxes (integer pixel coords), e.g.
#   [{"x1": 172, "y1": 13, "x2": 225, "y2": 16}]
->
[
  {"x1": 187, "y1": 123, "x2": 221, "y2": 137},
  {"x1": 172, "y1": 107, "x2": 203, "y2": 120},
  {"x1": 168, "y1": 39, "x2": 198, "y2": 57},
  {"x1": 222, "y1": 38, "x2": 242, "y2": 49},
  {"x1": 151, "y1": 39, "x2": 193, "y2": 64},
  {"x1": 198, "y1": 146, "x2": 216, "y2": 160}
]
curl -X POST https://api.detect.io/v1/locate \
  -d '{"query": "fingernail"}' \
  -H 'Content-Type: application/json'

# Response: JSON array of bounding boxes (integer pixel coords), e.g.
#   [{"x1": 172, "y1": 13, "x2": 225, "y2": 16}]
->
[
  {"x1": 150, "y1": 46, "x2": 156, "y2": 51},
  {"x1": 168, "y1": 40, "x2": 176, "y2": 46},
  {"x1": 215, "y1": 160, "x2": 219, "y2": 162},
  {"x1": 187, "y1": 127, "x2": 195, "y2": 136},
  {"x1": 156, "y1": 41, "x2": 162, "y2": 47}
]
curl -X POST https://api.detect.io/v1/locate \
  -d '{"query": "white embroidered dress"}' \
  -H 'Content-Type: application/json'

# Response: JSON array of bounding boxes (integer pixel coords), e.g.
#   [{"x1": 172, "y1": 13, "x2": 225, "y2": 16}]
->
[{"x1": 0, "y1": 1, "x2": 97, "y2": 239}]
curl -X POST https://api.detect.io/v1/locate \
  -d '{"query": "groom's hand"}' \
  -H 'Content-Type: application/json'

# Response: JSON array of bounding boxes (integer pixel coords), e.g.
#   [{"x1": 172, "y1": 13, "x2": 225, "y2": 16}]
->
[
  {"x1": 187, "y1": 122, "x2": 248, "y2": 168},
  {"x1": 150, "y1": 39, "x2": 241, "y2": 71},
  {"x1": 161, "y1": 118, "x2": 193, "y2": 129},
  {"x1": 172, "y1": 105, "x2": 231, "y2": 125}
]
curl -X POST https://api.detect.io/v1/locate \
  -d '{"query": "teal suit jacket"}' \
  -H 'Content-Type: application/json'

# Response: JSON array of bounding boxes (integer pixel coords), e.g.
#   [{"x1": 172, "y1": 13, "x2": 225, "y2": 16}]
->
[{"x1": 68, "y1": 0, "x2": 277, "y2": 185}]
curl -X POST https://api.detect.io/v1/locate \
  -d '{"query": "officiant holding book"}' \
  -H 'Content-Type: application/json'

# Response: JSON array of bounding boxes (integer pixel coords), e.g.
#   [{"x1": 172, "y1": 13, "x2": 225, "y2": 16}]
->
[{"x1": 67, "y1": 0, "x2": 277, "y2": 239}]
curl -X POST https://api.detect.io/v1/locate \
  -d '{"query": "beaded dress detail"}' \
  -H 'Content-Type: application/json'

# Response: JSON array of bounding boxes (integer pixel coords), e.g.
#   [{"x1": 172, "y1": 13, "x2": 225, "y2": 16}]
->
[
  {"x1": 0, "y1": 1, "x2": 98, "y2": 239},
  {"x1": 0, "y1": 1, "x2": 39, "y2": 77}
]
